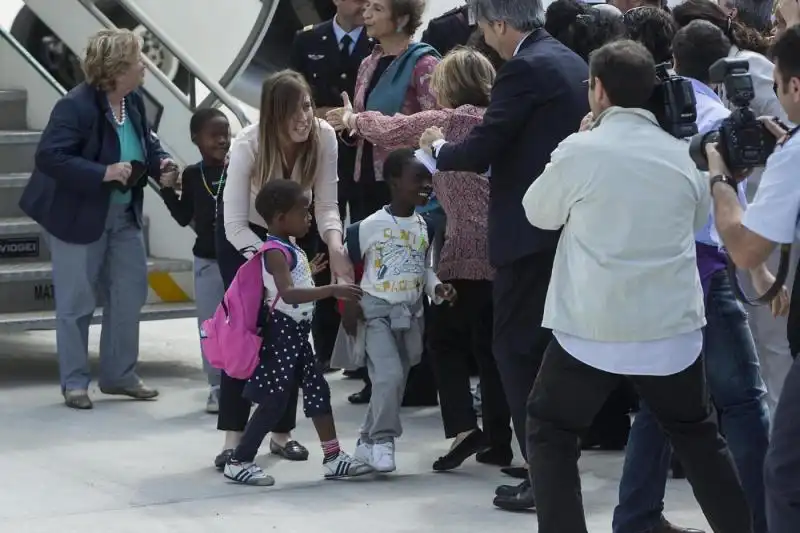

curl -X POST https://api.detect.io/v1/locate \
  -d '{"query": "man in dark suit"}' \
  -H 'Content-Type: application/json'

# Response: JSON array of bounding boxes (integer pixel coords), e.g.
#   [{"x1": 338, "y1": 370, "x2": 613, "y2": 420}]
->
[
  {"x1": 420, "y1": 0, "x2": 589, "y2": 511},
  {"x1": 290, "y1": 0, "x2": 373, "y2": 374}
]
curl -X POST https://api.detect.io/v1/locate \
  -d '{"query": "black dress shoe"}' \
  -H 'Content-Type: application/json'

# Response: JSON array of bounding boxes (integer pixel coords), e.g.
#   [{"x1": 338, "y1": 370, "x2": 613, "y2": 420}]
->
[
  {"x1": 476, "y1": 445, "x2": 513, "y2": 467},
  {"x1": 495, "y1": 478, "x2": 529, "y2": 498},
  {"x1": 214, "y1": 449, "x2": 233, "y2": 471},
  {"x1": 500, "y1": 466, "x2": 529, "y2": 479},
  {"x1": 348, "y1": 385, "x2": 372, "y2": 404},
  {"x1": 269, "y1": 439, "x2": 310, "y2": 461},
  {"x1": 343, "y1": 368, "x2": 367, "y2": 380},
  {"x1": 493, "y1": 481, "x2": 536, "y2": 511},
  {"x1": 433, "y1": 430, "x2": 486, "y2": 471}
]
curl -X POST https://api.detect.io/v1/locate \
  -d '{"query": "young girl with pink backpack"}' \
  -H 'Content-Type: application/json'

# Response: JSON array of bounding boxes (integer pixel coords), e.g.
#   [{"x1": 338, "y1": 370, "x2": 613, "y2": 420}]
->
[{"x1": 201, "y1": 179, "x2": 372, "y2": 486}]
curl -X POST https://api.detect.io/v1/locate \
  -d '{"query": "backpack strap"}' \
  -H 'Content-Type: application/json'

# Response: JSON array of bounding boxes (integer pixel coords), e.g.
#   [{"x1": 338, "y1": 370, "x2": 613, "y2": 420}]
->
[
  {"x1": 423, "y1": 214, "x2": 435, "y2": 244},
  {"x1": 258, "y1": 238, "x2": 298, "y2": 321},
  {"x1": 345, "y1": 222, "x2": 363, "y2": 266},
  {"x1": 260, "y1": 237, "x2": 298, "y2": 270}
]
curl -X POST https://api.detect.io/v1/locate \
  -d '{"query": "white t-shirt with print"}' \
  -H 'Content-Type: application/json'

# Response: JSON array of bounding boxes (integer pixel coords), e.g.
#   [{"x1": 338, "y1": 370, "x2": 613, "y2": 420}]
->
[{"x1": 356, "y1": 207, "x2": 441, "y2": 305}]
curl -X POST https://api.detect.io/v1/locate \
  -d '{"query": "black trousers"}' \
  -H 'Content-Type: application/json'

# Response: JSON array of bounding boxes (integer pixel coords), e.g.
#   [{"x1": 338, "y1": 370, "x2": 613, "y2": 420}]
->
[
  {"x1": 528, "y1": 339, "x2": 751, "y2": 533},
  {"x1": 429, "y1": 279, "x2": 511, "y2": 446},
  {"x1": 492, "y1": 250, "x2": 556, "y2": 459},
  {"x1": 214, "y1": 200, "x2": 298, "y2": 433},
  {"x1": 764, "y1": 356, "x2": 800, "y2": 533}
]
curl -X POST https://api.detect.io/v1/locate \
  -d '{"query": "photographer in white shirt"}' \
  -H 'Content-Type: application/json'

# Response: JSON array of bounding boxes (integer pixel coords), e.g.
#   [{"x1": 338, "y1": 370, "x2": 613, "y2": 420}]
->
[
  {"x1": 704, "y1": 23, "x2": 800, "y2": 533},
  {"x1": 520, "y1": 39, "x2": 751, "y2": 533}
]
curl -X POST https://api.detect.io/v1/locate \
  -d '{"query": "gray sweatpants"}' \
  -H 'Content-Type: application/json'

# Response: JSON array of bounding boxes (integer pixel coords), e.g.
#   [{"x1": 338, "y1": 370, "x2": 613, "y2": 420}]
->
[
  {"x1": 359, "y1": 295, "x2": 425, "y2": 442},
  {"x1": 48, "y1": 203, "x2": 148, "y2": 392},
  {"x1": 193, "y1": 256, "x2": 223, "y2": 387}
]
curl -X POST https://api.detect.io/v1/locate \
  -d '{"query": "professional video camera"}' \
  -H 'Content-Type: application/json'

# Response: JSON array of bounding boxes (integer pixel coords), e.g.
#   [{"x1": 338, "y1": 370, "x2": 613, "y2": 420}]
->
[
  {"x1": 648, "y1": 62, "x2": 698, "y2": 139},
  {"x1": 689, "y1": 58, "x2": 778, "y2": 172}
]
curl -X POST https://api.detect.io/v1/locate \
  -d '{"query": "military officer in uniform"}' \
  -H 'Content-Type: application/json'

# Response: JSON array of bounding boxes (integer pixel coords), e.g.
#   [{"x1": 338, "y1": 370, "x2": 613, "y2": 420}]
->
[
  {"x1": 290, "y1": 0, "x2": 373, "y2": 373},
  {"x1": 421, "y1": 4, "x2": 474, "y2": 56}
]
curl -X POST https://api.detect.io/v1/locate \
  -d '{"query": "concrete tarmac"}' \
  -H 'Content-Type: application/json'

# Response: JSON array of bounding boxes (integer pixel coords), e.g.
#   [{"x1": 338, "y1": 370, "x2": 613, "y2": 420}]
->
[{"x1": 0, "y1": 318, "x2": 711, "y2": 533}]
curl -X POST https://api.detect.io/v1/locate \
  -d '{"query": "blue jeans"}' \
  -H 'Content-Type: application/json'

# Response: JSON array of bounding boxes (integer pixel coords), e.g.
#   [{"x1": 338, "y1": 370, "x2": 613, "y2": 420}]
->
[{"x1": 613, "y1": 271, "x2": 769, "y2": 533}]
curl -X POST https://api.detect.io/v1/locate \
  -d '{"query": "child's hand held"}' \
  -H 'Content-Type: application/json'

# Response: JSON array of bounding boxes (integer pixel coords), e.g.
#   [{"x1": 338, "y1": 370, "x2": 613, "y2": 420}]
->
[
  {"x1": 435, "y1": 283, "x2": 457, "y2": 303},
  {"x1": 332, "y1": 283, "x2": 363, "y2": 302}
]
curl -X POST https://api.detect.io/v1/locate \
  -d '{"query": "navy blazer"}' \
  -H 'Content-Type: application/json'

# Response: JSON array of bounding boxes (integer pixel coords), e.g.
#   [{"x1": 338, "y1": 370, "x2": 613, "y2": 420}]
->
[
  {"x1": 436, "y1": 30, "x2": 589, "y2": 268},
  {"x1": 19, "y1": 83, "x2": 170, "y2": 244}
]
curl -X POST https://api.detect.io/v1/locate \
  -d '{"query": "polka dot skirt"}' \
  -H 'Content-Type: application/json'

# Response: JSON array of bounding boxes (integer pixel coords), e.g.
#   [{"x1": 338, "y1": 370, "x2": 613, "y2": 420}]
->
[{"x1": 243, "y1": 310, "x2": 332, "y2": 418}]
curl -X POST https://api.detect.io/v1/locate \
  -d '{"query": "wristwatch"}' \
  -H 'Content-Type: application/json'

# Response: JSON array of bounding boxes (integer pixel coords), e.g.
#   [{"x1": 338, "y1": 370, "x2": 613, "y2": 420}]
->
[{"x1": 710, "y1": 174, "x2": 737, "y2": 193}]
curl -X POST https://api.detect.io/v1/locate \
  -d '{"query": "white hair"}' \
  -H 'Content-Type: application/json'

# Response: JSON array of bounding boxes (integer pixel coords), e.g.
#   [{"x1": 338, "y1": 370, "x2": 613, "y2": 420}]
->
[
  {"x1": 468, "y1": 0, "x2": 545, "y2": 32},
  {"x1": 593, "y1": 3, "x2": 623, "y2": 16}
]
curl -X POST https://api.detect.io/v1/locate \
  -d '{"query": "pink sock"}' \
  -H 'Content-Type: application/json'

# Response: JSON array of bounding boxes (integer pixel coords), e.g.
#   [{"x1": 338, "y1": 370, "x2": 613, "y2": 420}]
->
[{"x1": 321, "y1": 439, "x2": 341, "y2": 459}]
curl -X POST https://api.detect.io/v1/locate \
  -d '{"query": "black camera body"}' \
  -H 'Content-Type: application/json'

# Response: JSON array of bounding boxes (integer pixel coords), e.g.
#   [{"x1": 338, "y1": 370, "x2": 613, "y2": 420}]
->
[
  {"x1": 689, "y1": 58, "x2": 777, "y2": 172},
  {"x1": 648, "y1": 63, "x2": 698, "y2": 139}
]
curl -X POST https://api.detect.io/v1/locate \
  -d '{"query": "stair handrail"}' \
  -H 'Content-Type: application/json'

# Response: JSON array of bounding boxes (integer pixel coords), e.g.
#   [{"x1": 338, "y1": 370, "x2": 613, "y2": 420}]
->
[
  {"x1": 75, "y1": 0, "x2": 191, "y2": 108},
  {"x1": 76, "y1": 0, "x2": 252, "y2": 128},
  {"x1": 108, "y1": 0, "x2": 252, "y2": 127},
  {"x1": 0, "y1": 25, "x2": 66, "y2": 96}
]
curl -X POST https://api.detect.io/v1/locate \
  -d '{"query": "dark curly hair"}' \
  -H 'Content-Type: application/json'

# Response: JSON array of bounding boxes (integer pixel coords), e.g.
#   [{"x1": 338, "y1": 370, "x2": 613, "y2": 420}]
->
[
  {"x1": 545, "y1": 0, "x2": 626, "y2": 62},
  {"x1": 623, "y1": 6, "x2": 678, "y2": 64},
  {"x1": 672, "y1": 0, "x2": 770, "y2": 55}
]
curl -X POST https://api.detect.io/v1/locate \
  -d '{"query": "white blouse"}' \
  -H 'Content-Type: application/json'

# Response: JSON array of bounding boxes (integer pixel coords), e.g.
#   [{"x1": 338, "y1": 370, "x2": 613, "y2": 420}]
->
[{"x1": 223, "y1": 118, "x2": 342, "y2": 256}]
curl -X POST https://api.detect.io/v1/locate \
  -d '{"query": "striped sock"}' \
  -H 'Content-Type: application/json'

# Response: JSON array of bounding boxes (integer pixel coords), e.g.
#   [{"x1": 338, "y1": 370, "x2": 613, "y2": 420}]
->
[{"x1": 321, "y1": 439, "x2": 341, "y2": 462}]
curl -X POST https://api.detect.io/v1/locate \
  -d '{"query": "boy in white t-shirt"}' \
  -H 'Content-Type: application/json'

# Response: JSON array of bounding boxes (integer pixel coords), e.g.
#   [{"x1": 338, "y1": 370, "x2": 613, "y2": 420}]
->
[{"x1": 342, "y1": 148, "x2": 456, "y2": 473}]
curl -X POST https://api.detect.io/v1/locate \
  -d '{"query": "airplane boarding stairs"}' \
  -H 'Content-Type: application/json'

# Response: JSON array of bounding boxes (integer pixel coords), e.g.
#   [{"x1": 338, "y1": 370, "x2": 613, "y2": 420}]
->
[{"x1": 0, "y1": 87, "x2": 196, "y2": 332}]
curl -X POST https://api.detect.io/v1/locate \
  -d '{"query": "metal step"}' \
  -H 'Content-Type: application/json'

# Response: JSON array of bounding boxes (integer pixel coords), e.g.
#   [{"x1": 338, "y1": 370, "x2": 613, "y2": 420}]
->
[
  {"x1": 0, "y1": 216, "x2": 47, "y2": 262},
  {"x1": 0, "y1": 131, "x2": 40, "y2": 174},
  {"x1": 0, "y1": 302, "x2": 198, "y2": 333},
  {"x1": 0, "y1": 174, "x2": 30, "y2": 219},
  {"x1": 0, "y1": 257, "x2": 193, "y2": 314},
  {"x1": 0, "y1": 90, "x2": 28, "y2": 131}
]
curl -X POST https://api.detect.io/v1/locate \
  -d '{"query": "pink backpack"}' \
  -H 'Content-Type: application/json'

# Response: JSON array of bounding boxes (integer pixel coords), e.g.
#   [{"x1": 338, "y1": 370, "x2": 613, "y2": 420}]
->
[{"x1": 201, "y1": 239, "x2": 293, "y2": 380}]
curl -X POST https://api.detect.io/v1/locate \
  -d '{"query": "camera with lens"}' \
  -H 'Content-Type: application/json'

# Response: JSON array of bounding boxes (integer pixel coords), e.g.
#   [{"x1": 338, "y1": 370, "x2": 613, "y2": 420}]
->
[
  {"x1": 647, "y1": 62, "x2": 699, "y2": 139},
  {"x1": 689, "y1": 58, "x2": 778, "y2": 172}
]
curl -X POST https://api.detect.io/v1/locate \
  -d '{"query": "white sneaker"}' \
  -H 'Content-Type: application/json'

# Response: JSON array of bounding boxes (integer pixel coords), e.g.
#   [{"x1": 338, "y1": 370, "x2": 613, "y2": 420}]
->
[
  {"x1": 224, "y1": 460, "x2": 275, "y2": 486},
  {"x1": 371, "y1": 441, "x2": 396, "y2": 473},
  {"x1": 354, "y1": 438, "x2": 373, "y2": 464},
  {"x1": 206, "y1": 387, "x2": 220, "y2": 414},
  {"x1": 323, "y1": 451, "x2": 374, "y2": 479}
]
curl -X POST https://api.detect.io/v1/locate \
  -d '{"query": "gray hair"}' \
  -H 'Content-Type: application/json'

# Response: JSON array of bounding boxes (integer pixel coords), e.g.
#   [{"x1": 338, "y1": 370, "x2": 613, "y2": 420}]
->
[{"x1": 468, "y1": 0, "x2": 545, "y2": 32}]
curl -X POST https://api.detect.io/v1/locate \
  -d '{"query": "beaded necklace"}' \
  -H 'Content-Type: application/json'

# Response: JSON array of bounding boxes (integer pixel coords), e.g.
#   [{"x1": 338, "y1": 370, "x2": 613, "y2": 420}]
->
[
  {"x1": 200, "y1": 161, "x2": 226, "y2": 202},
  {"x1": 109, "y1": 98, "x2": 127, "y2": 126}
]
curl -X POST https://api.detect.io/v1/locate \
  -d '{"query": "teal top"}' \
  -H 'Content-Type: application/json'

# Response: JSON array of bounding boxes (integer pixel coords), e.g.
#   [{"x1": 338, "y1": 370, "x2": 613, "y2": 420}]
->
[
  {"x1": 365, "y1": 42, "x2": 440, "y2": 116},
  {"x1": 112, "y1": 118, "x2": 145, "y2": 204}
]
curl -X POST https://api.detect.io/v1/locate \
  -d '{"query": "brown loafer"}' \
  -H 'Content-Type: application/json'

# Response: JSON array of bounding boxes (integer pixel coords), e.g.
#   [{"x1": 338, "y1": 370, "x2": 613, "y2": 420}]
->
[
  {"x1": 64, "y1": 389, "x2": 93, "y2": 410},
  {"x1": 100, "y1": 382, "x2": 159, "y2": 400}
]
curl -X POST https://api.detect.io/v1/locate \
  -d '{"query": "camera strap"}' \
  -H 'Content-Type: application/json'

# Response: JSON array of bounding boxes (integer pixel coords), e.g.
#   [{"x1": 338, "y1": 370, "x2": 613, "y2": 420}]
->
[
  {"x1": 727, "y1": 126, "x2": 800, "y2": 308},
  {"x1": 726, "y1": 243, "x2": 792, "y2": 306}
]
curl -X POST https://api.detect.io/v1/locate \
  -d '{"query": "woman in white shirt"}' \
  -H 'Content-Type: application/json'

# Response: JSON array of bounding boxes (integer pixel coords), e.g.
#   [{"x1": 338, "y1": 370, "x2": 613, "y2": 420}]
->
[{"x1": 213, "y1": 70, "x2": 349, "y2": 468}]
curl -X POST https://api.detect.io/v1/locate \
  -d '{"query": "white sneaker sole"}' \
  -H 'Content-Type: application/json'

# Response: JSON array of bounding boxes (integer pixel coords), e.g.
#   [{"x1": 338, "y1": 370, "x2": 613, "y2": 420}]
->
[{"x1": 224, "y1": 471, "x2": 275, "y2": 486}]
